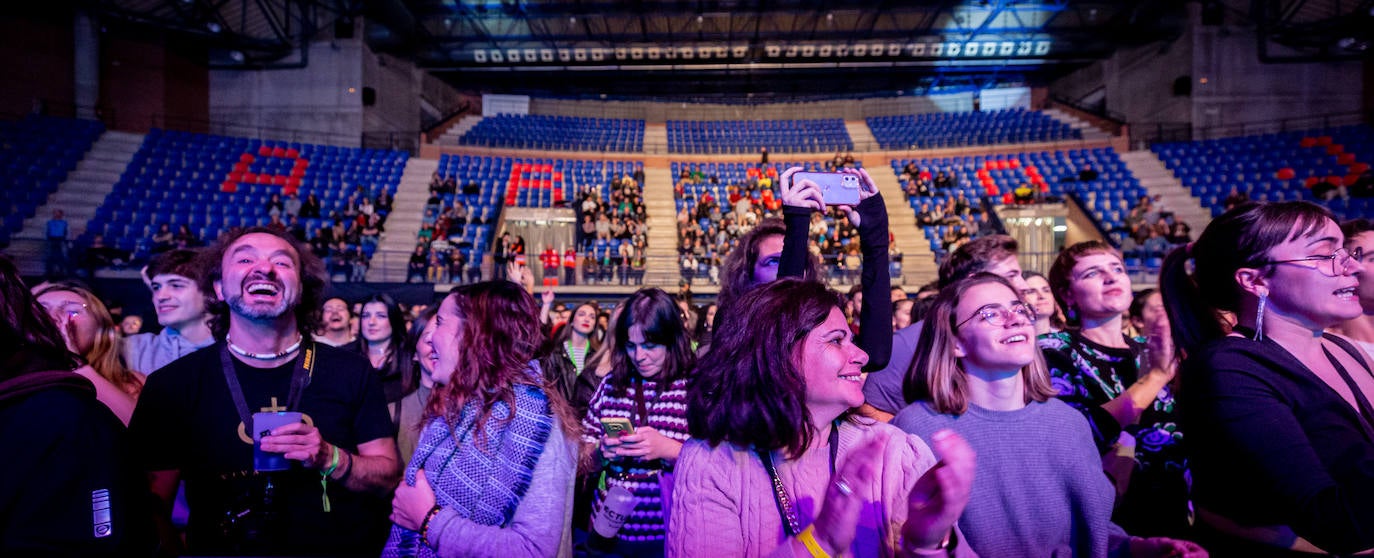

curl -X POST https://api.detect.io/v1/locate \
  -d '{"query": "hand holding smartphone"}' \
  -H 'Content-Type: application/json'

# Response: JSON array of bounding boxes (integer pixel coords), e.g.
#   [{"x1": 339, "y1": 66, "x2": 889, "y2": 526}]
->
[
  {"x1": 793, "y1": 171, "x2": 863, "y2": 206},
  {"x1": 600, "y1": 417, "x2": 635, "y2": 438}
]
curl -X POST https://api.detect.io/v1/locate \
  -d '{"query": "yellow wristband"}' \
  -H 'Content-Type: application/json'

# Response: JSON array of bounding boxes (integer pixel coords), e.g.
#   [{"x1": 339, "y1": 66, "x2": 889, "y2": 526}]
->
[{"x1": 799, "y1": 525, "x2": 833, "y2": 558}]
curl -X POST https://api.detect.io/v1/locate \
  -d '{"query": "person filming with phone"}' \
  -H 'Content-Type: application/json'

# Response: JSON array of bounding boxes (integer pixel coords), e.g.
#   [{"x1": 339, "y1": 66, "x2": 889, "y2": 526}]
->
[
  {"x1": 581, "y1": 288, "x2": 695, "y2": 557},
  {"x1": 127, "y1": 227, "x2": 401, "y2": 556}
]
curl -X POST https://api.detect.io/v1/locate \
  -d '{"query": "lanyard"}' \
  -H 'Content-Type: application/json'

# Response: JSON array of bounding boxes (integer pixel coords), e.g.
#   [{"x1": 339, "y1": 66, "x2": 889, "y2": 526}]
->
[
  {"x1": 219, "y1": 340, "x2": 317, "y2": 436},
  {"x1": 757, "y1": 420, "x2": 841, "y2": 537}
]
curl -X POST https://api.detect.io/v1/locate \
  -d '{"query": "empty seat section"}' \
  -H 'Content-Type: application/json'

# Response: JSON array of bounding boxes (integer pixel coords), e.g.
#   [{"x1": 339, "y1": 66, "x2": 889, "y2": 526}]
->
[
  {"x1": 457, "y1": 114, "x2": 645, "y2": 152},
  {"x1": 666, "y1": 119, "x2": 853, "y2": 154},
  {"x1": 867, "y1": 108, "x2": 1080, "y2": 150},
  {"x1": 0, "y1": 115, "x2": 104, "y2": 246}
]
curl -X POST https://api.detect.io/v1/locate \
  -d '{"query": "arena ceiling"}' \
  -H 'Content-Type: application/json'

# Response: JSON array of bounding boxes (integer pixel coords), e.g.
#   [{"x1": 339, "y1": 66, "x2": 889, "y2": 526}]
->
[{"x1": 74, "y1": 0, "x2": 1374, "y2": 101}]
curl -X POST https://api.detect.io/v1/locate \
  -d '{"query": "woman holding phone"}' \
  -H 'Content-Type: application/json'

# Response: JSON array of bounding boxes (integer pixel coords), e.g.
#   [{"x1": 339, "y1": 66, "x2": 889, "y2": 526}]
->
[
  {"x1": 581, "y1": 288, "x2": 695, "y2": 557},
  {"x1": 385, "y1": 281, "x2": 579, "y2": 557}
]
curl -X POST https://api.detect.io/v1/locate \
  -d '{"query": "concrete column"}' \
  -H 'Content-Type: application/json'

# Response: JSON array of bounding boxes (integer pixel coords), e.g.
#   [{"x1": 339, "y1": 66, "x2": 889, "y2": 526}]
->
[{"x1": 74, "y1": 10, "x2": 99, "y2": 120}]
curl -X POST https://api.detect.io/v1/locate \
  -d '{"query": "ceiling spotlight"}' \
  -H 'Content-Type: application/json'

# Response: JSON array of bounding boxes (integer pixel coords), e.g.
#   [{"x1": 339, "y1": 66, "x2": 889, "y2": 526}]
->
[
  {"x1": 696, "y1": 15, "x2": 703, "y2": 24},
  {"x1": 206, "y1": 22, "x2": 222, "y2": 33},
  {"x1": 229, "y1": 50, "x2": 245, "y2": 62},
  {"x1": 569, "y1": 16, "x2": 576, "y2": 24}
]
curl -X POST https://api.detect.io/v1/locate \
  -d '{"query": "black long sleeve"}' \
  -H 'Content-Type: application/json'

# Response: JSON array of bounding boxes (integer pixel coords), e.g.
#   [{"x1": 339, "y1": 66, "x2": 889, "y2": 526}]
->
[
  {"x1": 778, "y1": 196, "x2": 892, "y2": 371},
  {"x1": 778, "y1": 205, "x2": 813, "y2": 280},
  {"x1": 853, "y1": 194, "x2": 892, "y2": 372}
]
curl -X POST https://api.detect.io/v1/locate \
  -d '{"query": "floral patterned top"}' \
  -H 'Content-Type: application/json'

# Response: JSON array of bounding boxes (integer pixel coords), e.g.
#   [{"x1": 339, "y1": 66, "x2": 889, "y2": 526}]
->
[{"x1": 1038, "y1": 330, "x2": 1191, "y2": 538}]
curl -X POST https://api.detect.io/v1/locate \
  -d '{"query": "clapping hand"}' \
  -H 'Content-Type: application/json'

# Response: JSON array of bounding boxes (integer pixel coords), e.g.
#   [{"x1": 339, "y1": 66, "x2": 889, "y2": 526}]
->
[
  {"x1": 808, "y1": 430, "x2": 890, "y2": 554},
  {"x1": 901, "y1": 429, "x2": 975, "y2": 551}
]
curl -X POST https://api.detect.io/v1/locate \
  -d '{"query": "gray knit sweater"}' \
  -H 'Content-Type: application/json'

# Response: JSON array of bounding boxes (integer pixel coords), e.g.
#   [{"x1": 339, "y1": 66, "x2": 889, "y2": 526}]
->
[{"x1": 892, "y1": 399, "x2": 1131, "y2": 558}]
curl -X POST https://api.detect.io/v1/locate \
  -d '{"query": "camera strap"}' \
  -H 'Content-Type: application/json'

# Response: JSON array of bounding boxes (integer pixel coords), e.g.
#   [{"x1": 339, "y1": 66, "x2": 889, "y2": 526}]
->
[{"x1": 220, "y1": 340, "x2": 317, "y2": 437}]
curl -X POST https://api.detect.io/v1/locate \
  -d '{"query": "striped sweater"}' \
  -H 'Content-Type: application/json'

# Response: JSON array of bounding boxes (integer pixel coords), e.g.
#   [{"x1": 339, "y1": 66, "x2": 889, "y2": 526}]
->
[{"x1": 581, "y1": 375, "x2": 691, "y2": 542}]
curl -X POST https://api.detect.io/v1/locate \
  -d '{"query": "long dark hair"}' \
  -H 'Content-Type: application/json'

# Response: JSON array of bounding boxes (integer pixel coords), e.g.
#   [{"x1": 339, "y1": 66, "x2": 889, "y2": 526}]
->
[
  {"x1": 689, "y1": 278, "x2": 845, "y2": 458},
  {"x1": 718, "y1": 218, "x2": 822, "y2": 313},
  {"x1": 1161, "y1": 201, "x2": 1334, "y2": 357},
  {"x1": 607, "y1": 288, "x2": 694, "y2": 396},
  {"x1": 424, "y1": 281, "x2": 577, "y2": 445},
  {"x1": 0, "y1": 256, "x2": 80, "y2": 380},
  {"x1": 548, "y1": 301, "x2": 601, "y2": 357},
  {"x1": 356, "y1": 293, "x2": 413, "y2": 391},
  {"x1": 403, "y1": 305, "x2": 439, "y2": 396},
  {"x1": 198, "y1": 226, "x2": 326, "y2": 338}
]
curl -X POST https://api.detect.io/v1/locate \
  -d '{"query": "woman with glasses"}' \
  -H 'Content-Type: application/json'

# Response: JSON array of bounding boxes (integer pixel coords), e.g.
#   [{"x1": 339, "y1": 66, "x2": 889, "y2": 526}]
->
[
  {"x1": 33, "y1": 281, "x2": 141, "y2": 424},
  {"x1": 893, "y1": 273, "x2": 1205, "y2": 557},
  {"x1": 1037, "y1": 240, "x2": 1191, "y2": 539},
  {"x1": 1161, "y1": 201, "x2": 1374, "y2": 555}
]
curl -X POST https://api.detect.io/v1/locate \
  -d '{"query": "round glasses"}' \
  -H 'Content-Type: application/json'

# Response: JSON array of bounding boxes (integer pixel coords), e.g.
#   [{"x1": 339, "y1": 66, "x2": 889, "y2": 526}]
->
[
  {"x1": 1261, "y1": 246, "x2": 1363, "y2": 277},
  {"x1": 956, "y1": 302, "x2": 1037, "y2": 329}
]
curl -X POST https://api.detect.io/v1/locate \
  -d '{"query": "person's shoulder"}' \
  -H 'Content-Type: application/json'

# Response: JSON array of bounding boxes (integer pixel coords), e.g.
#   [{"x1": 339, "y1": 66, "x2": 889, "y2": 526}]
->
[
  {"x1": 889, "y1": 400, "x2": 943, "y2": 430},
  {"x1": 148, "y1": 343, "x2": 220, "y2": 379},
  {"x1": 1036, "y1": 330, "x2": 1073, "y2": 350}
]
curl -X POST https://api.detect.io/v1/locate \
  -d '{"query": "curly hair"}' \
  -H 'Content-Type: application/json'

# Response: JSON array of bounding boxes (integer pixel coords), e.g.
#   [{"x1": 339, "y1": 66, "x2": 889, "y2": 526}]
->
[
  {"x1": 197, "y1": 226, "x2": 326, "y2": 339},
  {"x1": 425, "y1": 281, "x2": 577, "y2": 447},
  {"x1": 689, "y1": 278, "x2": 845, "y2": 458}
]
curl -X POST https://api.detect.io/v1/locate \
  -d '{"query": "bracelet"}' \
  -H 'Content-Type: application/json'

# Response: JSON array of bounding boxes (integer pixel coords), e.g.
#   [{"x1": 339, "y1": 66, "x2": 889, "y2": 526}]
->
[
  {"x1": 420, "y1": 505, "x2": 443, "y2": 549},
  {"x1": 336, "y1": 450, "x2": 354, "y2": 482},
  {"x1": 798, "y1": 525, "x2": 833, "y2": 558},
  {"x1": 322, "y1": 445, "x2": 341, "y2": 477}
]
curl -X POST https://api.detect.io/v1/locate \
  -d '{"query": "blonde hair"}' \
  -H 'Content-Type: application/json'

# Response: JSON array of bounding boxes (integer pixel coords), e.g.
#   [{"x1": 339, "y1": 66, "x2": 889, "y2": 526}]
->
[
  {"x1": 905, "y1": 273, "x2": 1054, "y2": 415},
  {"x1": 34, "y1": 282, "x2": 143, "y2": 397}
]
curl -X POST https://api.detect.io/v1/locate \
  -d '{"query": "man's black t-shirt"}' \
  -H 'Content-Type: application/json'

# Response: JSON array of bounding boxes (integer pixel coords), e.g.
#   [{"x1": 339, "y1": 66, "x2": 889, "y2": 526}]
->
[{"x1": 127, "y1": 342, "x2": 394, "y2": 556}]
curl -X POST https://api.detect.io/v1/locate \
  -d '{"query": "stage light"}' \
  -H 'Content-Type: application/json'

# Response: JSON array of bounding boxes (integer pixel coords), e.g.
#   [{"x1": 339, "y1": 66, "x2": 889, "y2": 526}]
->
[
  {"x1": 801, "y1": 45, "x2": 815, "y2": 57},
  {"x1": 573, "y1": 49, "x2": 587, "y2": 61},
  {"x1": 647, "y1": 47, "x2": 660, "y2": 59},
  {"x1": 474, "y1": 50, "x2": 488, "y2": 62},
  {"x1": 818, "y1": 44, "x2": 832, "y2": 57},
  {"x1": 522, "y1": 49, "x2": 536, "y2": 62},
  {"x1": 630, "y1": 48, "x2": 643, "y2": 59},
  {"x1": 853, "y1": 44, "x2": 867, "y2": 56},
  {"x1": 765, "y1": 44, "x2": 781, "y2": 57},
  {"x1": 490, "y1": 50, "x2": 503, "y2": 62},
  {"x1": 731, "y1": 45, "x2": 747, "y2": 57},
  {"x1": 557, "y1": 49, "x2": 570, "y2": 61},
  {"x1": 614, "y1": 48, "x2": 627, "y2": 59},
  {"x1": 539, "y1": 49, "x2": 553, "y2": 62}
]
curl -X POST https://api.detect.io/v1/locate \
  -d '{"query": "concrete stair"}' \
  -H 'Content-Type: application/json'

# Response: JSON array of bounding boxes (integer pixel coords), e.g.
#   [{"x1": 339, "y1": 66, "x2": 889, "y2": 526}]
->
[
  {"x1": 1044, "y1": 108, "x2": 1113, "y2": 141},
  {"x1": 6, "y1": 130, "x2": 145, "y2": 276},
  {"x1": 845, "y1": 120, "x2": 879, "y2": 152},
  {"x1": 868, "y1": 168, "x2": 938, "y2": 287},
  {"x1": 1118, "y1": 150, "x2": 1212, "y2": 236},
  {"x1": 367, "y1": 158, "x2": 438, "y2": 282},
  {"x1": 433, "y1": 116, "x2": 483, "y2": 146},
  {"x1": 641, "y1": 163, "x2": 680, "y2": 287}
]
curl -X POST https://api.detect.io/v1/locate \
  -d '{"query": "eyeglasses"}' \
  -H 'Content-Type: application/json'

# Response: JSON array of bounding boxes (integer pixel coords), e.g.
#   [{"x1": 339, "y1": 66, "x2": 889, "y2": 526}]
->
[
  {"x1": 40, "y1": 300, "x2": 88, "y2": 318},
  {"x1": 956, "y1": 302, "x2": 1036, "y2": 329},
  {"x1": 1262, "y1": 246, "x2": 1363, "y2": 277}
]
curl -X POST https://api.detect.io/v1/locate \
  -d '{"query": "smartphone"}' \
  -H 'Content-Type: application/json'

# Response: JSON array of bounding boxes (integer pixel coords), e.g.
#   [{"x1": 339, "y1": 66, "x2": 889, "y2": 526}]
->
[
  {"x1": 794, "y1": 171, "x2": 862, "y2": 206},
  {"x1": 600, "y1": 417, "x2": 635, "y2": 438},
  {"x1": 515, "y1": 254, "x2": 527, "y2": 266}
]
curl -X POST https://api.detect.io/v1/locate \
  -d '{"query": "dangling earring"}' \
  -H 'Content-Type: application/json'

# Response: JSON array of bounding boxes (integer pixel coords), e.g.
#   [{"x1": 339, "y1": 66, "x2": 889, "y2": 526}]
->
[
  {"x1": 1067, "y1": 306, "x2": 1077, "y2": 323},
  {"x1": 1253, "y1": 292, "x2": 1267, "y2": 342}
]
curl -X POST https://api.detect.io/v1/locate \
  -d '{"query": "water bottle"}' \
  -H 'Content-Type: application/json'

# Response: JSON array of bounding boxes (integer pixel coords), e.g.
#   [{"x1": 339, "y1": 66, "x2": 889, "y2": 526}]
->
[{"x1": 587, "y1": 484, "x2": 636, "y2": 551}]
